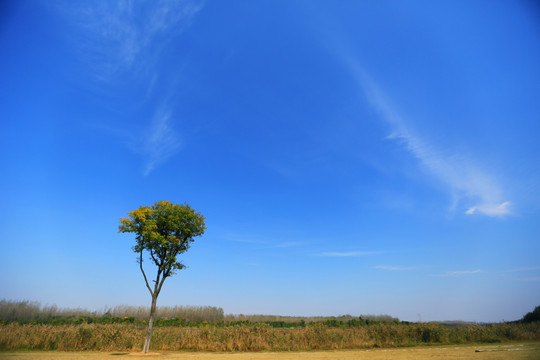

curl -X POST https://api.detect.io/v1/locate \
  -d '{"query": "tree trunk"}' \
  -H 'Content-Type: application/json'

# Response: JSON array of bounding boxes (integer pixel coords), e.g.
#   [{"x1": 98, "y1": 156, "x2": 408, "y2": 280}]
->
[{"x1": 142, "y1": 295, "x2": 158, "y2": 353}]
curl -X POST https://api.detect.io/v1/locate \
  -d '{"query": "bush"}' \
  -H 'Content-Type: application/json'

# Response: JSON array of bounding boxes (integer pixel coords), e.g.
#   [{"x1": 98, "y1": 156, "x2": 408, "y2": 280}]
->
[{"x1": 522, "y1": 306, "x2": 540, "y2": 323}]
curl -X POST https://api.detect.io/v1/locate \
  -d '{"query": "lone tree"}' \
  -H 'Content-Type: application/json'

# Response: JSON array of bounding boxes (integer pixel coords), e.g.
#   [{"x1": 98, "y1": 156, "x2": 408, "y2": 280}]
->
[{"x1": 119, "y1": 200, "x2": 206, "y2": 353}]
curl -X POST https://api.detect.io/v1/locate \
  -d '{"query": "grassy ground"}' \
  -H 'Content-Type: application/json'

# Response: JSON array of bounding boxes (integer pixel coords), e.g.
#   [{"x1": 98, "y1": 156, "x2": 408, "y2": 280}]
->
[
  {"x1": 2, "y1": 342, "x2": 539, "y2": 360},
  {"x1": 3, "y1": 322, "x2": 539, "y2": 352}
]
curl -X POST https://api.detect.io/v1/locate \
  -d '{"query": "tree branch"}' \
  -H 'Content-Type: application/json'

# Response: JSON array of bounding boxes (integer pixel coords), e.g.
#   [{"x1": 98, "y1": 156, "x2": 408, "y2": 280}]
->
[
  {"x1": 149, "y1": 248, "x2": 159, "y2": 266},
  {"x1": 140, "y1": 251, "x2": 153, "y2": 296},
  {"x1": 156, "y1": 269, "x2": 168, "y2": 296},
  {"x1": 154, "y1": 268, "x2": 162, "y2": 293}
]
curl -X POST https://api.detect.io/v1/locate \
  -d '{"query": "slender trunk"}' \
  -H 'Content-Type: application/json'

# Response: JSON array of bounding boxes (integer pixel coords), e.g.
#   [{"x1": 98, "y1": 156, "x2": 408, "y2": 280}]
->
[{"x1": 142, "y1": 295, "x2": 158, "y2": 353}]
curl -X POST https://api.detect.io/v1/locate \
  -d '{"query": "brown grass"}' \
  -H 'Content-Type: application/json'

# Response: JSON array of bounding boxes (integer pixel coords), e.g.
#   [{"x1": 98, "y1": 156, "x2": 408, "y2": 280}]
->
[{"x1": 1, "y1": 322, "x2": 539, "y2": 352}]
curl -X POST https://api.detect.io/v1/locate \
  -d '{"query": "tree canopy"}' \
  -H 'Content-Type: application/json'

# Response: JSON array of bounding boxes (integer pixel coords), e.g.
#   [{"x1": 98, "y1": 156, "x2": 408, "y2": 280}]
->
[{"x1": 120, "y1": 200, "x2": 206, "y2": 285}]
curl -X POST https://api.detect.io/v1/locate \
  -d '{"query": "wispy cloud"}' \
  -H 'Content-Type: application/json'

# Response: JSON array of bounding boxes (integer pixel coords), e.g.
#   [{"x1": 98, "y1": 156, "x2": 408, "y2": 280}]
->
[
  {"x1": 225, "y1": 236, "x2": 267, "y2": 245},
  {"x1": 375, "y1": 265, "x2": 416, "y2": 271},
  {"x1": 60, "y1": 0, "x2": 202, "y2": 175},
  {"x1": 503, "y1": 266, "x2": 540, "y2": 281},
  {"x1": 224, "y1": 233, "x2": 305, "y2": 249},
  {"x1": 447, "y1": 270, "x2": 484, "y2": 275},
  {"x1": 344, "y1": 62, "x2": 511, "y2": 217},
  {"x1": 465, "y1": 202, "x2": 511, "y2": 216},
  {"x1": 268, "y1": 241, "x2": 306, "y2": 249},
  {"x1": 141, "y1": 108, "x2": 182, "y2": 176},
  {"x1": 317, "y1": 251, "x2": 380, "y2": 257},
  {"x1": 504, "y1": 266, "x2": 540, "y2": 273},
  {"x1": 63, "y1": 0, "x2": 203, "y2": 80},
  {"x1": 434, "y1": 270, "x2": 484, "y2": 277}
]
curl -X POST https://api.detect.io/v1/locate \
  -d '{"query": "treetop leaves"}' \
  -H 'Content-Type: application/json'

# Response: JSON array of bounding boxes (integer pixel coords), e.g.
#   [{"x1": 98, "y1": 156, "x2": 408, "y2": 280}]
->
[{"x1": 119, "y1": 201, "x2": 206, "y2": 276}]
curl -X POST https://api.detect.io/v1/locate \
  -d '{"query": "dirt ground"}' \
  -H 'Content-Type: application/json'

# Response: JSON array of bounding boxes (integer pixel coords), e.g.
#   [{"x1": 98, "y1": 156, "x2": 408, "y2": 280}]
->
[{"x1": 2, "y1": 343, "x2": 540, "y2": 360}]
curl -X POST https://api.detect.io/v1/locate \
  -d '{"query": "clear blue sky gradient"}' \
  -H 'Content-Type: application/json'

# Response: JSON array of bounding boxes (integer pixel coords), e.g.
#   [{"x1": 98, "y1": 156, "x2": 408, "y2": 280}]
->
[{"x1": 1, "y1": 0, "x2": 539, "y2": 322}]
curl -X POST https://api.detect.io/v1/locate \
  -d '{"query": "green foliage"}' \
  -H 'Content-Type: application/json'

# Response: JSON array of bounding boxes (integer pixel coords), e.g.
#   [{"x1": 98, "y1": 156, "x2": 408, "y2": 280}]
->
[
  {"x1": 223, "y1": 313, "x2": 399, "y2": 325},
  {"x1": 119, "y1": 201, "x2": 206, "y2": 280},
  {"x1": 522, "y1": 305, "x2": 540, "y2": 323}
]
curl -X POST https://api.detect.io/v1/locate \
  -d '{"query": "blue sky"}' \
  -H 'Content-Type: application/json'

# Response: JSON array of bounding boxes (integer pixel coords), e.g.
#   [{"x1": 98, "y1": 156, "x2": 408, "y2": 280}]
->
[{"x1": 1, "y1": 0, "x2": 539, "y2": 322}]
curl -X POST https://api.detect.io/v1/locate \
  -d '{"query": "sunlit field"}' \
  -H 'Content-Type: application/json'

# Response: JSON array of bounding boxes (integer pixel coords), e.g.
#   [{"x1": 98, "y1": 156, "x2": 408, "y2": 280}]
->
[
  {"x1": 2, "y1": 343, "x2": 540, "y2": 360},
  {"x1": 2, "y1": 301, "x2": 539, "y2": 357},
  {"x1": 1, "y1": 322, "x2": 539, "y2": 352}
]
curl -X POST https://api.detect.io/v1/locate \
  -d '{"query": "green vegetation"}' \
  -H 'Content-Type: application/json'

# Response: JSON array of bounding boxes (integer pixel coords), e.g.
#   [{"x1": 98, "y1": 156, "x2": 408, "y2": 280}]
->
[{"x1": 521, "y1": 306, "x2": 540, "y2": 324}]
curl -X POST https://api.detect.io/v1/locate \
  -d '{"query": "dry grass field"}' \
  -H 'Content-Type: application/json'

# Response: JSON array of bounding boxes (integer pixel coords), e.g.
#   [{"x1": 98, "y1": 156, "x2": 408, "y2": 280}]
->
[
  {"x1": 2, "y1": 342, "x2": 540, "y2": 360},
  {"x1": 3, "y1": 322, "x2": 539, "y2": 352}
]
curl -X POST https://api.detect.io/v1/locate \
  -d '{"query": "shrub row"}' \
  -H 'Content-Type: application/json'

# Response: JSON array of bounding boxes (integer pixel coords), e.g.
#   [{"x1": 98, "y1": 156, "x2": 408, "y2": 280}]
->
[
  {"x1": 0, "y1": 316, "x2": 397, "y2": 329},
  {"x1": 0, "y1": 300, "x2": 400, "y2": 327}
]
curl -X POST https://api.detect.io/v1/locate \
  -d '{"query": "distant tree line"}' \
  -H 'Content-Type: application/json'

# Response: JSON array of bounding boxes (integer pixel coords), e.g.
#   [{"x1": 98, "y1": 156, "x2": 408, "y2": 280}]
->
[
  {"x1": 4, "y1": 300, "x2": 537, "y2": 328},
  {"x1": 0, "y1": 300, "x2": 402, "y2": 328},
  {"x1": 520, "y1": 305, "x2": 540, "y2": 323},
  {"x1": 0, "y1": 300, "x2": 223, "y2": 324},
  {"x1": 224, "y1": 313, "x2": 399, "y2": 324}
]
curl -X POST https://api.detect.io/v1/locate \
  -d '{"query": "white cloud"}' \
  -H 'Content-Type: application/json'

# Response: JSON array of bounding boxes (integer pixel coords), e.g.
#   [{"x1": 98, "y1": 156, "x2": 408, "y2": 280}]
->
[
  {"x1": 375, "y1": 265, "x2": 415, "y2": 271},
  {"x1": 63, "y1": 0, "x2": 203, "y2": 80},
  {"x1": 224, "y1": 233, "x2": 305, "y2": 248},
  {"x1": 269, "y1": 241, "x2": 305, "y2": 249},
  {"x1": 142, "y1": 108, "x2": 181, "y2": 176},
  {"x1": 465, "y1": 201, "x2": 511, "y2": 217},
  {"x1": 504, "y1": 266, "x2": 540, "y2": 273},
  {"x1": 435, "y1": 270, "x2": 484, "y2": 277},
  {"x1": 346, "y1": 64, "x2": 511, "y2": 217},
  {"x1": 225, "y1": 235, "x2": 267, "y2": 245},
  {"x1": 317, "y1": 251, "x2": 380, "y2": 257},
  {"x1": 448, "y1": 270, "x2": 484, "y2": 275},
  {"x1": 59, "y1": 0, "x2": 202, "y2": 175}
]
